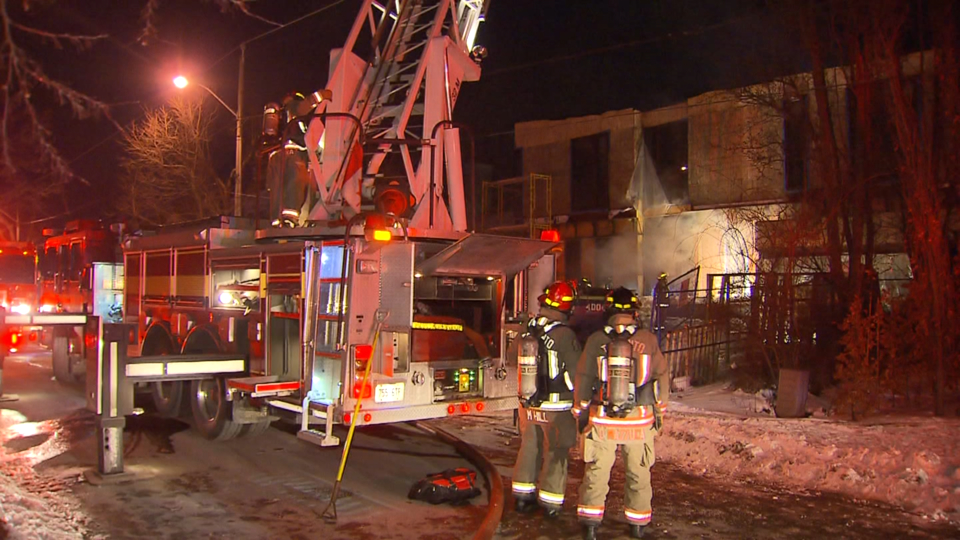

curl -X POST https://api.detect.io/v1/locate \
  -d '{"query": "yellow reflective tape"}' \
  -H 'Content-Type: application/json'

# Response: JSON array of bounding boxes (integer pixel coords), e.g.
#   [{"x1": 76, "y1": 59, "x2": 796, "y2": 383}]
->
[
  {"x1": 561, "y1": 296, "x2": 573, "y2": 301},
  {"x1": 412, "y1": 321, "x2": 464, "y2": 332}
]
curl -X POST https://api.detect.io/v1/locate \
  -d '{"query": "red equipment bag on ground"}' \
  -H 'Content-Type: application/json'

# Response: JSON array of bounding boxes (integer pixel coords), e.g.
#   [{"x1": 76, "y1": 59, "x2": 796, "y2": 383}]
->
[{"x1": 407, "y1": 467, "x2": 482, "y2": 505}]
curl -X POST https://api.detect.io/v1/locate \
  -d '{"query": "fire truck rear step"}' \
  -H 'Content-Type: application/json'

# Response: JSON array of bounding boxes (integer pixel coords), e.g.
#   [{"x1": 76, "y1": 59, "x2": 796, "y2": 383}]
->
[{"x1": 228, "y1": 376, "x2": 300, "y2": 398}]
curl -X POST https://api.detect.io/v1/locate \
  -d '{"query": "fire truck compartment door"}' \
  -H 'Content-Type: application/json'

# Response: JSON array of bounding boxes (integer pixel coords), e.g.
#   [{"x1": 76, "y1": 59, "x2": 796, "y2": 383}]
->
[
  {"x1": 379, "y1": 241, "x2": 415, "y2": 330},
  {"x1": 416, "y1": 234, "x2": 558, "y2": 278}
]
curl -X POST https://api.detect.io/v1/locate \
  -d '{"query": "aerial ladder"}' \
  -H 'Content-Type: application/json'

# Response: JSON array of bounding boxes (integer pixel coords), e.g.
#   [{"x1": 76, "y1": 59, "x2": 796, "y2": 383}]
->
[{"x1": 302, "y1": 0, "x2": 487, "y2": 231}]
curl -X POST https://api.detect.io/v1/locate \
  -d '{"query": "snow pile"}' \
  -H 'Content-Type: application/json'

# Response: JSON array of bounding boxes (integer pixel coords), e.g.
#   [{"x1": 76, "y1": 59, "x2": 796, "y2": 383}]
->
[
  {"x1": 0, "y1": 471, "x2": 91, "y2": 539},
  {"x1": 662, "y1": 397, "x2": 960, "y2": 524},
  {"x1": 0, "y1": 413, "x2": 95, "y2": 539}
]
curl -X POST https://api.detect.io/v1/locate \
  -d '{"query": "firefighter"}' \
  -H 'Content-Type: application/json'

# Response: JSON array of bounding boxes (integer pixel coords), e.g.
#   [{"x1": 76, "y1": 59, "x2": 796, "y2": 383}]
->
[
  {"x1": 512, "y1": 281, "x2": 581, "y2": 518},
  {"x1": 267, "y1": 90, "x2": 331, "y2": 227},
  {"x1": 573, "y1": 287, "x2": 669, "y2": 540}
]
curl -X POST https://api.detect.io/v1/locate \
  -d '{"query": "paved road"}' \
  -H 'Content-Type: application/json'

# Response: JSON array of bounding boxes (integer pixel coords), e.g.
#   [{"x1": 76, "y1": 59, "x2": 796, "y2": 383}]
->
[{"x1": 0, "y1": 348, "x2": 486, "y2": 540}]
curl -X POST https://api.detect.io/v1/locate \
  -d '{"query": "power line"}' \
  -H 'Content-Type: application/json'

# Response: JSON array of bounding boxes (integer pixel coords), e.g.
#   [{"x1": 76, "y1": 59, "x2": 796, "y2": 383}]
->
[{"x1": 205, "y1": 0, "x2": 351, "y2": 73}]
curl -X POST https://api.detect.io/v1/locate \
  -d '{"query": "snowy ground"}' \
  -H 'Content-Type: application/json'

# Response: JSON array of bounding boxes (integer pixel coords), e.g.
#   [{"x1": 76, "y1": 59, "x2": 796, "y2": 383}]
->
[
  {"x1": 662, "y1": 383, "x2": 960, "y2": 525},
  {"x1": 0, "y1": 409, "x2": 97, "y2": 539},
  {"x1": 1, "y1": 380, "x2": 959, "y2": 537}
]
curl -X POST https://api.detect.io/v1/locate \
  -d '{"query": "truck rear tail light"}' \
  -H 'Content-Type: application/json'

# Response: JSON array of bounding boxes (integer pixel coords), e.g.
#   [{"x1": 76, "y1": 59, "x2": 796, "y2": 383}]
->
[
  {"x1": 460, "y1": 403, "x2": 470, "y2": 413},
  {"x1": 475, "y1": 402, "x2": 485, "y2": 412},
  {"x1": 363, "y1": 413, "x2": 372, "y2": 423},
  {"x1": 447, "y1": 405, "x2": 456, "y2": 415},
  {"x1": 343, "y1": 413, "x2": 351, "y2": 424},
  {"x1": 352, "y1": 381, "x2": 372, "y2": 399}
]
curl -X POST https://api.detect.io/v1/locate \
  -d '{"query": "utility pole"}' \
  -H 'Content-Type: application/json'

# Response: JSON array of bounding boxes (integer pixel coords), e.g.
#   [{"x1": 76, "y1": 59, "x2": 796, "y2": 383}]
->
[{"x1": 234, "y1": 44, "x2": 246, "y2": 217}]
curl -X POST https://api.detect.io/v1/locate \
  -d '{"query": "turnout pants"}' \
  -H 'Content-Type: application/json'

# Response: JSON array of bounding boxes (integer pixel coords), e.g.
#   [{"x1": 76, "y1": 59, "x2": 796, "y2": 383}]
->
[
  {"x1": 511, "y1": 406, "x2": 577, "y2": 510},
  {"x1": 268, "y1": 149, "x2": 310, "y2": 224},
  {"x1": 577, "y1": 424, "x2": 656, "y2": 526}
]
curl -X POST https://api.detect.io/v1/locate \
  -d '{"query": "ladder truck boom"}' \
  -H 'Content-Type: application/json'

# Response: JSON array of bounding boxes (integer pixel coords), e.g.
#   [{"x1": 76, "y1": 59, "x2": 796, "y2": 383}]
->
[{"x1": 89, "y1": 1, "x2": 562, "y2": 451}]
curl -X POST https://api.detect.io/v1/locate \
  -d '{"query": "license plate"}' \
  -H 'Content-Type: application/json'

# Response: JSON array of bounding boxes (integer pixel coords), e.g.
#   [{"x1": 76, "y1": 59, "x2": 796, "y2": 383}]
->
[{"x1": 375, "y1": 382, "x2": 405, "y2": 403}]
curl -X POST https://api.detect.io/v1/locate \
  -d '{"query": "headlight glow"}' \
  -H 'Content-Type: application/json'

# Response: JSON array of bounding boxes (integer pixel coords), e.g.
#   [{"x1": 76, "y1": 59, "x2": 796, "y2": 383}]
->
[
  {"x1": 11, "y1": 304, "x2": 30, "y2": 315},
  {"x1": 218, "y1": 291, "x2": 234, "y2": 305}
]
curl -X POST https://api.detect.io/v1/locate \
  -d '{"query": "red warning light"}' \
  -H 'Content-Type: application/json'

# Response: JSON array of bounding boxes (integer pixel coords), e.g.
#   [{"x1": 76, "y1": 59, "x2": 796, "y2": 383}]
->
[
  {"x1": 539, "y1": 229, "x2": 561, "y2": 242},
  {"x1": 460, "y1": 403, "x2": 470, "y2": 413},
  {"x1": 343, "y1": 413, "x2": 351, "y2": 424},
  {"x1": 363, "y1": 413, "x2": 372, "y2": 423},
  {"x1": 447, "y1": 405, "x2": 456, "y2": 415},
  {"x1": 355, "y1": 344, "x2": 373, "y2": 361},
  {"x1": 475, "y1": 402, "x2": 485, "y2": 412},
  {"x1": 352, "y1": 381, "x2": 373, "y2": 399}
]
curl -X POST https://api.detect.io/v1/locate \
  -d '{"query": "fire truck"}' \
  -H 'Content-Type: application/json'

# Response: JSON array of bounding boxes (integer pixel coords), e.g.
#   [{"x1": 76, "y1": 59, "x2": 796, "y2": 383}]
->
[
  {"x1": 0, "y1": 241, "x2": 39, "y2": 353},
  {"x1": 38, "y1": 220, "x2": 123, "y2": 382},
  {"x1": 116, "y1": 0, "x2": 558, "y2": 445}
]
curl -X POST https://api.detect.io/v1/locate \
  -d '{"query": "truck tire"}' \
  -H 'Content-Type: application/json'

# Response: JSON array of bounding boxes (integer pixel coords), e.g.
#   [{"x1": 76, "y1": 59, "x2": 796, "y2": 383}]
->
[
  {"x1": 142, "y1": 326, "x2": 185, "y2": 418},
  {"x1": 152, "y1": 382, "x2": 185, "y2": 418},
  {"x1": 240, "y1": 419, "x2": 272, "y2": 438},
  {"x1": 190, "y1": 377, "x2": 243, "y2": 441}
]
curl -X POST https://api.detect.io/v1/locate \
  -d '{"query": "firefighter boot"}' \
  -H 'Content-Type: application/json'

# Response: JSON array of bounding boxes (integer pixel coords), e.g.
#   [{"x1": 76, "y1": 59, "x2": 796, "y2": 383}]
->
[
  {"x1": 581, "y1": 523, "x2": 598, "y2": 540},
  {"x1": 630, "y1": 524, "x2": 646, "y2": 538},
  {"x1": 515, "y1": 499, "x2": 537, "y2": 514}
]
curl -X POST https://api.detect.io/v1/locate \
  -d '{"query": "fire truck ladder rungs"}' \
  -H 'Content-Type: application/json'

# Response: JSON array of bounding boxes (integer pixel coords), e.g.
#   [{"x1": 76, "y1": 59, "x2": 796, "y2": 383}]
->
[{"x1": 362, "y1": 0, "x2": 444, "y2": 169}]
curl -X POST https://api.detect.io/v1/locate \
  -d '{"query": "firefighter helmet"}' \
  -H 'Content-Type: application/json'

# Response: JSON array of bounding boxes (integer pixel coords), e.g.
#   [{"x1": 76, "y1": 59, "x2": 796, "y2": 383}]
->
[
  {"x1": 605, "y1": 287, "x2": 639, "y2": 318},
  {"x1": 538, "y1": 281, "x2": 575, "y2": 312}
]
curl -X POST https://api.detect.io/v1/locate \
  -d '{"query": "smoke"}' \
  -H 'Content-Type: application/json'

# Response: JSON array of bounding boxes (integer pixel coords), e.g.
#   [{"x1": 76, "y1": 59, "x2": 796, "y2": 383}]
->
[{"x1": 593, "y1": 230, "x2": 641, "y2": 291}]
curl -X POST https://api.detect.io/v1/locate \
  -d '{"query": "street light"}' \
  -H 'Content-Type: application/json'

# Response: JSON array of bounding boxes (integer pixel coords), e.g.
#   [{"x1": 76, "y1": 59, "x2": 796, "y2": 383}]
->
[{"x1": 173, "y1": 44, "x2": 246, "y2": 217}]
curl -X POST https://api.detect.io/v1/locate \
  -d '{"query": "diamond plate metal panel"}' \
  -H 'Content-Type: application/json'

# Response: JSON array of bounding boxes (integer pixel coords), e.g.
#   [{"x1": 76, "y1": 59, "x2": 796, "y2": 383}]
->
[{"x1": 378, "y1": 241, "x2": 414, "y2": 330}]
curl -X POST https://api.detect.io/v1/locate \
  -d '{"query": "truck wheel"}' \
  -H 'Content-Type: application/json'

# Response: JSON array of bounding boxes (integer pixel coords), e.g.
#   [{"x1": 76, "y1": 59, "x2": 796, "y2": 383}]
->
[
  {"x1": 241, "y1": 419, "x2": 272, "y2": 438},
  {"x1": 52, "y1": 328, "x2": 81, "y2": 384},
  {"x1": 152, "y1": 382, "x2": 185, "y2": 418},
  {"x1": 141, "y1": 327, "x2": 185, "y2": 417},
  {"x1": 190, "y1": 377, "x2": 242, "y2": 441}
]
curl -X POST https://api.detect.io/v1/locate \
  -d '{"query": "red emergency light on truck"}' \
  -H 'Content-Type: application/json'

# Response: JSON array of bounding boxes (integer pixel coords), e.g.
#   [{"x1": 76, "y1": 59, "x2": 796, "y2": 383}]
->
[{"x1": 0, "y1": 241, "x2": 38, "y2": 353}]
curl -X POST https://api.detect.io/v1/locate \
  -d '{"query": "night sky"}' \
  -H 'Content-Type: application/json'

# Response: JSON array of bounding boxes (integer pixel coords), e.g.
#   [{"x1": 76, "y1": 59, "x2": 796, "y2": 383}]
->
[{"x1": 19, "y1": 0, "x2": 804, "y2": 233}]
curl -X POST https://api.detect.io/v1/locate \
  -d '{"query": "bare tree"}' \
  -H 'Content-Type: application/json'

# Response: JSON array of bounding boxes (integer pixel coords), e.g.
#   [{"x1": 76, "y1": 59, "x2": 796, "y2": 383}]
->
[
  {"x1": 120, "y1": 97, "x2": 231, "y2": 226},
  {"x1": 0, "y1": 0, "x2": 112, "y2": 237},
  {"x1": 0, "y1": 0, "x2": 278, "y2": 237},
  {"x1": 863, "y1": 0, "x2": 959, "y2": 416}
]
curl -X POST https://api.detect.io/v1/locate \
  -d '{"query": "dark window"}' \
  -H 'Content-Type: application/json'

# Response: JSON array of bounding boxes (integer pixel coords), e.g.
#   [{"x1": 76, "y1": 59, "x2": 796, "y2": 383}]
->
[
  {"x1": 57, "y1": 245, "x2": 68, "y2": 278},
  {"x1": 643, "y1": 120, "x2": 689, "y2": 204},
  {"x1": 69, "y1": 243, "x2": 82, "y2": 280},
  {"x1": 570, "y1": 132, "x2": 610, "y2": 213},
  {"x1": 42, "y1": 247, "x2": 56, "y2": 279},
  {"x1": 847, "y1": 84, "x2": 897, "y2": 185},
  {"x1": 0, "y1": 255, "x2": 35, "y2": 284},
  {"x1": 784, "y1": 95, "x2": 810, "y2": 193}
]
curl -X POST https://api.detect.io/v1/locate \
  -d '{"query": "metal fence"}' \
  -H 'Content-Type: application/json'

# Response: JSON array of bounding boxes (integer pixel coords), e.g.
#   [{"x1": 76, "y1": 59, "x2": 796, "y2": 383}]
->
[{"x1": 653, "y1": 270, "x2": 913, "y2": 387}]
